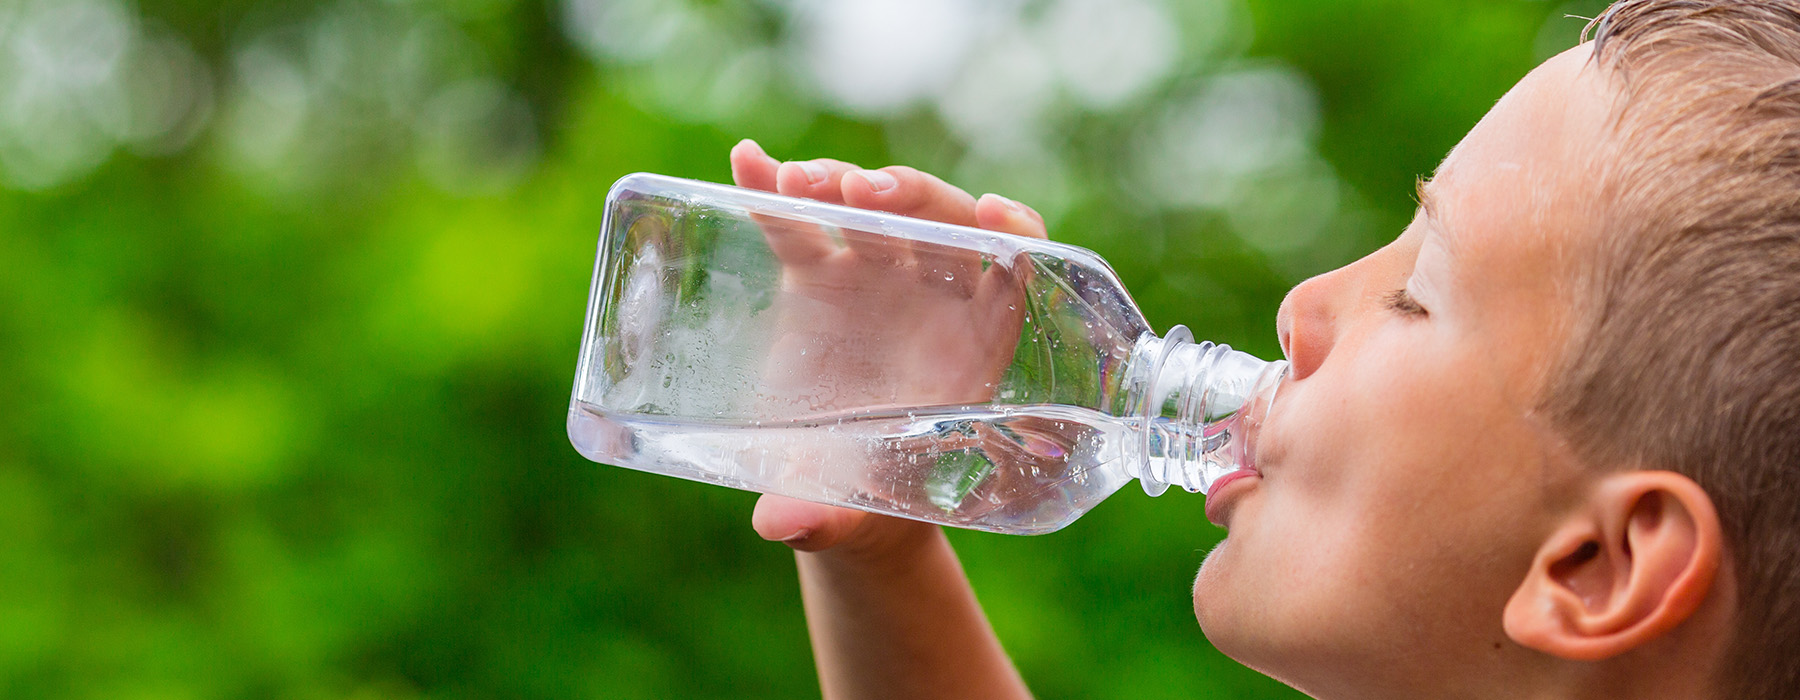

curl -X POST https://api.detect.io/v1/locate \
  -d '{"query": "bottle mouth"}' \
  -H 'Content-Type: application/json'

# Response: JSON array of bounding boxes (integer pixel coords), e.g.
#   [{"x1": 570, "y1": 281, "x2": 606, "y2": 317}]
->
[
  {"x1": 1129, "y1": 326, "x2": 1287, "y2": 497},
  {"x1": 1230, "y1": 358, "x2": 1288, "y2": 479}
]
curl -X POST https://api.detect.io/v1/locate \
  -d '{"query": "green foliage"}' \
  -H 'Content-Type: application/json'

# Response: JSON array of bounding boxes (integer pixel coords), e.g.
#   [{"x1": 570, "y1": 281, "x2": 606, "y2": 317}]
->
[{"x1": 0, "y1": 0, "x2": 1585, "y2": 697}]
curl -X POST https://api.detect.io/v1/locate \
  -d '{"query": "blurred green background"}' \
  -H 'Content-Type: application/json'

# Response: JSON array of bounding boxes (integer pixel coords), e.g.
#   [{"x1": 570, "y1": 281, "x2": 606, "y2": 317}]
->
[{"x1": 0, "y1": 0, "x2": 1608, "y2": 697}]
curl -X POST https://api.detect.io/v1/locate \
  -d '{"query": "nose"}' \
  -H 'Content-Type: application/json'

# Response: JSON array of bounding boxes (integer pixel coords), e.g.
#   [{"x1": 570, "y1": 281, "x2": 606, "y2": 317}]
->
[{"x1": 1276, "y1": 269, "x2": 1348, "y2": 381}]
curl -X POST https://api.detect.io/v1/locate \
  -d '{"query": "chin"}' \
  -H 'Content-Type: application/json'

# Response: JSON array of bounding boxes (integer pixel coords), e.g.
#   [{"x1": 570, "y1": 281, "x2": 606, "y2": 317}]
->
[
  {"x1": 1191, "y1": 540, "x2": 1297, "y2": 682},
  {"x1": 1191, "y1": 539, "x2": 1249, "y2": 646},
  {"x1": 1193, "y1": 600, "x2": 1318, "y2": 696},
  {"x1": 1193, "y1": 558, "x2": 1380, "y2": 699}
]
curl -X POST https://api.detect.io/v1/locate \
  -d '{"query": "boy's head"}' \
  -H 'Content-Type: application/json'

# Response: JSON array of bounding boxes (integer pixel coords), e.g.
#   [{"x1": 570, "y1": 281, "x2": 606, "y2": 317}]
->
[{"x1": 1194, "y1": 1, "x2": 1800, "y2": 697}]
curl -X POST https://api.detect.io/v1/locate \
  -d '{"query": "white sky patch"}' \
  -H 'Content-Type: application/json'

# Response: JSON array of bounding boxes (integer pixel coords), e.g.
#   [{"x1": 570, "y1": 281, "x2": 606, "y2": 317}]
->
[
  {"x1": 220, "y1": 40, "x2": 311, "y2": 174},
  {"x1": 631, "y1": 13, "x2": 772, "y2": 125},
  {"x1": 0, "y1": 0, "x2": 134, "y2": 189},
  {"x1": 1134, "y1": 64, "x2": 1321, "y2": 209},
  {"x1": 561, "y1": 0, "x2": 692, "y2": 64},
  {"x1": 1132, "y1": 63, "x2": 1342, "y2": 255},
  {"x1": 0, "y1": 0, "x2": 218, "y2": 189},
  {"x1": 1038, "y1": 0, "x2": 1179, "y2": 110},
  {"x1": 102, "y1": 25, "x2": 214, "y2": 156},
  {"x1": 934, "y1": 26, "x2": 1056, "y2": 158},
  {"x1": 787, "y1": 0, "x2": 981, "y2": 117}
]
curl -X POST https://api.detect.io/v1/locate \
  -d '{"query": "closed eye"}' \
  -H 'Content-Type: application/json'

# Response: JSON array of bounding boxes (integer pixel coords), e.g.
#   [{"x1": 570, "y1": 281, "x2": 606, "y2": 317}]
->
[{"x1": 1384, "y1": 288, "x2": 1427, "y2": 317}]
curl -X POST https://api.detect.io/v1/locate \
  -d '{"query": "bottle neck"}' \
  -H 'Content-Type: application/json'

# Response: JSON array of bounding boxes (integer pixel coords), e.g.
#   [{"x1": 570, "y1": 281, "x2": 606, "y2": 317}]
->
[{"x1": 1120, "y1": 326, "x2": 1288, "y2": 497}]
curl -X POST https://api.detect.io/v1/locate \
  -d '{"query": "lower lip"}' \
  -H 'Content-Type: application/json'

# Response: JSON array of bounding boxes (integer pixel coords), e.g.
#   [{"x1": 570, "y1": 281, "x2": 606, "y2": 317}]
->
[{"x1": 1204, "y1": 470, "x2": 1260, "y2": 527}]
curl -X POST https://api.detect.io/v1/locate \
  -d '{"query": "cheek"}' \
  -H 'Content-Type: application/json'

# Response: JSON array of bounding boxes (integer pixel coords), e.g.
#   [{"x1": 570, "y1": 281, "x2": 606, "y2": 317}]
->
[
  {"x1": 1194, "y1": 328, "x2": 1552, "y2": 658},
  {"x1": 1267, "y1": 333, "x2": 1524, "y2": 571},
  {"x1": 1279, "y1": 315, "x2": 1520, "y2": 503},
  {"x1": 1275, "y1": 330, "x2": 1430, "y2": 502}
]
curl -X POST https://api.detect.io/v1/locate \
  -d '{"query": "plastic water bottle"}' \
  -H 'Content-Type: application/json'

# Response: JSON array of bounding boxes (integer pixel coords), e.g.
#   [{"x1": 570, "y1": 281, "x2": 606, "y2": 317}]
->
[{"x1": 568, "y1": 173, "x2": 1287, "y2": 534}]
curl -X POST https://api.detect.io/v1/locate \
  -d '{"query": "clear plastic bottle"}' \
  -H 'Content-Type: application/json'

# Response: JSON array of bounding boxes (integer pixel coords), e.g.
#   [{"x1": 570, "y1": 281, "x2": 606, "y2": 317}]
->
[{"x1": 569, "y1": 173, "x2": 1287, "y2": 534}]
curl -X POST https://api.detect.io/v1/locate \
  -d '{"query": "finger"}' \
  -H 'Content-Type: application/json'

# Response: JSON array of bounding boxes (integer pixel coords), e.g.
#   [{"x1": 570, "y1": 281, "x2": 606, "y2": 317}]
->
[
  {"x1": 837, "y1": 221, "x2": 913, "y2": 268},
  {"x1": 763, "y1": 159, "x2": 864, "y2": 264},
  {"x1": 832, "y1": 167, "x2": 920, "y2": 268},
  {"x1": 929, "y1": 192, "x2": 1043, "y2": 297},
  {"x1": 731, "y1": 139, "x2": 780, "y2": 192},
  {"x1": 841, "y1": 166, "x2": 979, "y2": 226},
  {"x1": 776, "y1": 158, "x2": 863, "y2": 204},
  {"x1": 746, "y1": 156, "x2": 851, "y2": 264},
  {"x1": 752, "y1": 494, "x2": 871, "y2": 552},
  {"x1": 757, "y1": 213, "x2": 840, "y2": 265},
  {"x1": 844, "y1": 166, "x2": 982, "y2": 274},
  {"x1": 975, "y1": 193, "x2": 1049, "y2": 240},
  {"x1": 759, "y1": 204, "x2": 842, "y2": 264}
]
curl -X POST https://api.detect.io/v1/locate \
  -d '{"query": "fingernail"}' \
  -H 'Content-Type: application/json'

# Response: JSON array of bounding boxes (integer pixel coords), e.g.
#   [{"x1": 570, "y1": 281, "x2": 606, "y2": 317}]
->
[
  {"x1": 777, "y1": 529, "x2": 813, "y2": 543},
  {"x1": 796, "y1": 161, "x2": 827, "y2": 185},
  {"x1": 736, "y1": 138, "x2": 766, "y2": 158},
  {"x1": 855, "y1": 169, "x2": 897, "y2": 193},
  {"x1": 996, "y1": 194, "x2": 1026, "y2": 214}
]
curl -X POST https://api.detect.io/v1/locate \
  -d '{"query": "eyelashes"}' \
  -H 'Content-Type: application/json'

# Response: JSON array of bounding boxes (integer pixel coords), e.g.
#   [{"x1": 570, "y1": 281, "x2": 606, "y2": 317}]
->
[{"x1": 1383, "y1": 288, "x2": 1427, "y2": 317}]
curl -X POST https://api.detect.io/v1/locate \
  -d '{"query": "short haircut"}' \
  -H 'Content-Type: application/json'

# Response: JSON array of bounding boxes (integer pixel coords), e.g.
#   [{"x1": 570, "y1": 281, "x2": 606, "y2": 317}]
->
[{"x1": 1541, "y1": 1, "x2": 1800, "y2": 695}]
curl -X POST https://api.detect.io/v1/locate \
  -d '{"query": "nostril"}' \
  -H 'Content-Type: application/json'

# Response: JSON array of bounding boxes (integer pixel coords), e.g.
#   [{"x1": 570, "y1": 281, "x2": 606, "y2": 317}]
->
[
  {"x1": 1276, "y1": 312, "x2": 1294, "y2": 363},
  {"x1": 1275, "y1": 296, "x2": 1298, "y2": 362},
  {"x1": 1275, "y1": 274, "x2": 1339, "y2": 382},
  {"x1": 1285, "y1": 322, "x2": 1328, "y2": 381}
]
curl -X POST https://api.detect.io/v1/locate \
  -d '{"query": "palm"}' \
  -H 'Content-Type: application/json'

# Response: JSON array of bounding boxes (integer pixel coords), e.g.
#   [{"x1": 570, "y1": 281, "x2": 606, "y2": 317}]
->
[
  {"x1": 731, "y1": 143, "x2": 1048, "y2": 552},
  {"x1": 758, "y1": 229, "x2": 1025, "y2": 416}
]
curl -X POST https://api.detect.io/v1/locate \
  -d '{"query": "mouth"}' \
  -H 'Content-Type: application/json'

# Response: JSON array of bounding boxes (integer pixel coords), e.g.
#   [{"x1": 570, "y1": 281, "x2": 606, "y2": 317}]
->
[
  {"x1": 1204, "y1": 469, "x2": 1260, "y2": 528},
  {"x1": 1204, "y1": 367, "x2": 1290, "y2": 528}
]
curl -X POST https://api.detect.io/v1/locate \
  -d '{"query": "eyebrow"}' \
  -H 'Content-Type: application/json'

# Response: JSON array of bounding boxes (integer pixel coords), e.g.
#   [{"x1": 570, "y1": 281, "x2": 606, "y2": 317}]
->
[{"x1": 1414, "y1": 178, "x2": 1459, "y2": 258}]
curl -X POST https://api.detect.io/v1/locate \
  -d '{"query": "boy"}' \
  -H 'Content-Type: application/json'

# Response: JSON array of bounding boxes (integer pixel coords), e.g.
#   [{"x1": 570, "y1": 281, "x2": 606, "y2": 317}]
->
[{"x1": 725, "y1": 1, "x2": 1800, "y2": 696}]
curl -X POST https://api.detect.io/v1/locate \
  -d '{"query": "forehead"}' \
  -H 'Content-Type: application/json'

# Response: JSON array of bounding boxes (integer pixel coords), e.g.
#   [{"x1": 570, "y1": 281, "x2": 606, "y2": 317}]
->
[
  {"x1": 1423, "y1": 45, "x2": 1617, "y2": 383},
  {"x1": 1426, "y1": 46, "x2": 1613, "y2": 304}
]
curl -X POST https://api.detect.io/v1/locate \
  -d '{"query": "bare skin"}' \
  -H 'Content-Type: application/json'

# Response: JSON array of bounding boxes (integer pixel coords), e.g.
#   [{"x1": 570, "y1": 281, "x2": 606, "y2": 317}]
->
[
  {"x1": 731, "y1": 139, "x2": 1041, "y2": 700},
  {"x1": 739, "y1": 44, "x2": 1736, "y2": 700},
  {"x1": 750, "y1": 171, "x2": 1029, "y2": 418}
]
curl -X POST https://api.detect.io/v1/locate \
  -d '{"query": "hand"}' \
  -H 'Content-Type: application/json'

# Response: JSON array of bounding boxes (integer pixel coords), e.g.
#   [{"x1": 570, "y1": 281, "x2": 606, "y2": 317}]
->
[{"x1": 728, "y1": 139, "x2": 1048, "y2": 557}]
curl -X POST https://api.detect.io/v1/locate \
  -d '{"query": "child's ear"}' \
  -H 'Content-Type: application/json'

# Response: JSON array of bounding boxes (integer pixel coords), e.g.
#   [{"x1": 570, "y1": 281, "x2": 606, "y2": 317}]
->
[{"x1": 1502, "y1": 470, "x2": 1723, "y2": 660}]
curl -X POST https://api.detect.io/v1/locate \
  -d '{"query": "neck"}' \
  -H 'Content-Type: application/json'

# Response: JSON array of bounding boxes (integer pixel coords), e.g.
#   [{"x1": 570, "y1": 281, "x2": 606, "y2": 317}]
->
[
  {"x1": 1478, "y1": 602, "x2": 1732, "y2": 700},
  {"x1": 1550, "y1": 565, "x2": 1734, "y2": 700},
  {"x1": 1288, "y1": 602, "x2": 1733, "y2": 700}
]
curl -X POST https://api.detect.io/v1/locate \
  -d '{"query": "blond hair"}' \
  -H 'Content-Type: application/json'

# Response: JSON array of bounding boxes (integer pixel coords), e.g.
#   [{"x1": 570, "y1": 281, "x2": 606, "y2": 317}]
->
[{"x1": 1542, "y1": 1, "x2": 1800, "y2": 695}]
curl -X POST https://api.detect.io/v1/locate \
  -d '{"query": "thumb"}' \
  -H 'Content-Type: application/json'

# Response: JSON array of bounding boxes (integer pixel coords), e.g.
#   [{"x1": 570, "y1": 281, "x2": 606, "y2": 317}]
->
[{"x1": 752, "y1": 494, "x2": 872, "y2": 552}]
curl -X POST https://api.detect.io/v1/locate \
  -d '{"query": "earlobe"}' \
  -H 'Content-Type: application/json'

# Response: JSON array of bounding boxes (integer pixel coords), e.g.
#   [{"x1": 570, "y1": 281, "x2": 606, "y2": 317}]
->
[{"x1": 1503, "y1": 471, "x2": 1723, "y2": 661}]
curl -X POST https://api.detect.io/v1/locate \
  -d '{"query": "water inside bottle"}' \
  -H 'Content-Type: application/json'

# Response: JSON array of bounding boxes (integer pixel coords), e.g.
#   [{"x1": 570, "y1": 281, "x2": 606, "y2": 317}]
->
[{"x1": 571, "y1": 401, "x2": 1238, "y2": 534}]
